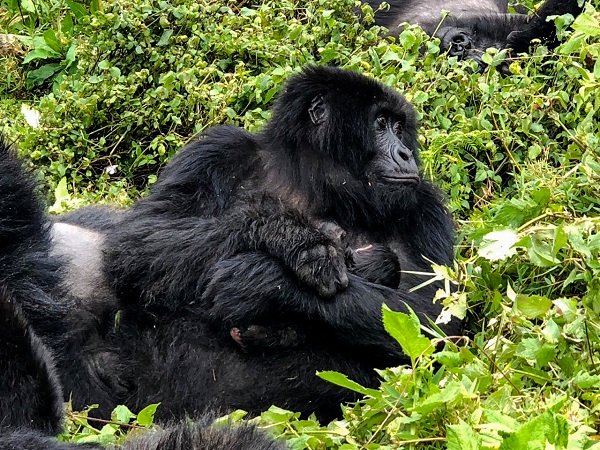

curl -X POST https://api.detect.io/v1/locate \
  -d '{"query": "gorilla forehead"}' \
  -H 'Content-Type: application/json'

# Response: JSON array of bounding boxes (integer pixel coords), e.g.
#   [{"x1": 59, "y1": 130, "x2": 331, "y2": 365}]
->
[{"x1": 273, "y1": 66, "x2": 415, "y2": 125}]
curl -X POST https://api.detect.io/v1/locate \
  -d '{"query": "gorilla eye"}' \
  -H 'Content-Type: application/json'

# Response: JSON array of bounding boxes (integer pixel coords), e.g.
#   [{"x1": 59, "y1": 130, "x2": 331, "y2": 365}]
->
[
  {"x1": 375, "y1": 116, "x2": 387, "y2": 128},
  {"x1": 392, "y1": 121, "x2": 402, "y2": 135}
]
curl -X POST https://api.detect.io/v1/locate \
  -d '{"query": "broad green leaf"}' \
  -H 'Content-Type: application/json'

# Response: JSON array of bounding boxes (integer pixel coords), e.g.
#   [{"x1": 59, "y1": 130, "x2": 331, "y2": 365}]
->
[
  {"x1": 136, "y1": 403, "x2": 160, "y2": 427},
  {"x1": 23, "y1": 47, "x2": 61, "y2": 64},
  {"x1": 112, "y1": 404, "x2": 135, "y2": 424},
  {"x1": 573, "y1": 372, "x2": 600, "y2": 389},
  {"x1": 157, "y1": 29, "x2": 173, "y2": 46},
  {"x1": 67, "y1": 0, "x2": 88, "y2": 19},
  {"x1": 317, "y1": 371, "x2": 380, "y2": 397},
  {"x1": 553, "y1": 297, "x2": 578, "y2": 322},
  {"x1": 572, "y1": 12, "x2": 600, "y2": 36},
  {"x1": 382, "y1": 305, "x2": 433, "y2": 362},
  {"x1": 43, "y1": 29, "x2": 62, "y2": 53},
  {"x1": 478, "y1": 229, "x2": 519, "y2": 261},
  {"x1": 414, "y1": 382, "x2": 464, "y2": 414},
  {"x1": 515, "y1": 294, "x2": 552, "y2": 319},
  {"x1": 447, "y1": 419, "x2": 481, "y2": 450},
  {"x1": 49, "y1": 177, "x2": 70, "y2": 214}
]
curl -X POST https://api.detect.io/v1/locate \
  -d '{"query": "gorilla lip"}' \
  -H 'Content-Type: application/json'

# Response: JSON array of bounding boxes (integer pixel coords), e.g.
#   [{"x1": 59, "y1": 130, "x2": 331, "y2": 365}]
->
[{"x1": 381, "y1": 175, "x2": 420, "y2": 185}]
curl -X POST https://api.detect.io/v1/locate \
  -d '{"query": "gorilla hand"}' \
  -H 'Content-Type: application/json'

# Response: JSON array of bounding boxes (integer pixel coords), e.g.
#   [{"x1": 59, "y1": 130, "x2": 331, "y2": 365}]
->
[{"x1": 292, "y1": 241, "x2": 348, "y2": 299}]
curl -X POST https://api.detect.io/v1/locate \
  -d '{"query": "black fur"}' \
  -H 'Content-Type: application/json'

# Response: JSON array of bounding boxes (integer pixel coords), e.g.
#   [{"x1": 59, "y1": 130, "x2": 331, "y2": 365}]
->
[
  {"x1": 367, "y1": 0, "x2": 583, "y2": 69},
  {"x1": 0, "y1": 421, "x2": 284, "y2": 450},
  {"x1": 0, "y1": 67, "x2": 461, "y2": 425},
  {"x1": 0, "y1": 293, "x2": 63, "y2": 435},
  {"x1": 0, "y1": 142, "x2": 285, "y2": 450}
]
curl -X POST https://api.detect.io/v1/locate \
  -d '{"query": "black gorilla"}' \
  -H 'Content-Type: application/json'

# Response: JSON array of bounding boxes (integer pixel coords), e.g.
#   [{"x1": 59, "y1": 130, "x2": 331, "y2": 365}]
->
[
  {"x1": 0, "y1": 142, "x2": 284, "y2": 450},
  {"x1": 367, "y1": 0, "x2": 583, "y2": 68},
  {"x1": 1, "y1": 67, "x2": 461, "y2": 425},
  {"x1": 0, "y1": 294, "x2": 283, "y2": 450}
]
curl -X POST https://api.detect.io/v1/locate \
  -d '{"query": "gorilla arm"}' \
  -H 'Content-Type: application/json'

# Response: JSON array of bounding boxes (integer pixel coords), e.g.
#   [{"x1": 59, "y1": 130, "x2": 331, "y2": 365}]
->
[
  {"x1": 107, "y1": 204, "x2": 349, "y2": 312},
  {"x1": 505, "y1": 0, "x2": 584, "y2": 53},
  {"x1": 202, "y1": 252, "x2": 461, "y2": 361}
]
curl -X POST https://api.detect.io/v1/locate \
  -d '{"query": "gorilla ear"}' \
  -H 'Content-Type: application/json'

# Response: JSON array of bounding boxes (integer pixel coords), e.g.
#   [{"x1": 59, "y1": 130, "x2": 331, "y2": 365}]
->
[{"x1": 308, "y1": 95, "x2": 328, "y2": 125}]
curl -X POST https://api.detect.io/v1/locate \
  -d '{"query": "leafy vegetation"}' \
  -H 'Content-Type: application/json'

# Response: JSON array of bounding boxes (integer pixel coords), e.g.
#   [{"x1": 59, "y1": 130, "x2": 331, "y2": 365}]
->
[{"x1": 2, "y1": 0, "x2": 600, "y2": 448}]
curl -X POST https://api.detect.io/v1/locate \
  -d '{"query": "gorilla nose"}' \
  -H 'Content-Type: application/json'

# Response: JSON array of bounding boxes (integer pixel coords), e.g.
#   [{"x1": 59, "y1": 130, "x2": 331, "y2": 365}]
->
[{"x1": 448, "y1": 31, "x2": 471, "y2": 57}]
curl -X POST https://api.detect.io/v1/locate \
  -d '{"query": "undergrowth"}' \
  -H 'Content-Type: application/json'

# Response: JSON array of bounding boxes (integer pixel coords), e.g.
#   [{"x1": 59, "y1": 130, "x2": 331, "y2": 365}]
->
[{"x1": 2, "y1": 0, "x2": 600, "y2": 448}]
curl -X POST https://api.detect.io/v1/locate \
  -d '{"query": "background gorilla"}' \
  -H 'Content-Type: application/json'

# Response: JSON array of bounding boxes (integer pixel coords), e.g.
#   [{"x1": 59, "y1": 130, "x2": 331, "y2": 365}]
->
[
  {"x1": 367, "y1": 0, "x2": 583, "y2": 68},
  {"x1": 1, "y1": 67, "x2": 460, "y2": 424},
  {"x1": 0, "y1": 142, "x2": 285, "y2": 450}
]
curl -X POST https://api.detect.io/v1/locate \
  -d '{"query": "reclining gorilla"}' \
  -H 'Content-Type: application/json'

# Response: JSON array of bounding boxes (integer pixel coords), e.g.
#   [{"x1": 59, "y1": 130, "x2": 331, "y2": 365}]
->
[
  {"x1": 0, "y1": 297, "x2": 284, "y2": 450},
  {"x1": 1, "y1": 66, "x2": 461, "y2": 425},
  {"x1": 367, "y1": 0, "x2": 583, "y2": 69},
  {"x1": 0, "y1": 143, "x2": 284, "y2": 450}
]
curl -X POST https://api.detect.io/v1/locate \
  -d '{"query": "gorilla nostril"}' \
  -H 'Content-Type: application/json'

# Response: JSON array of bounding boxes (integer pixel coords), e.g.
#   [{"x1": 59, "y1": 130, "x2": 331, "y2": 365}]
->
[
  {"x1": 397, "y1": 149, "x2": 410, "y2": 162},
  {"x1": 452, "y1": 34, "x2": 469, "y2": 45}
]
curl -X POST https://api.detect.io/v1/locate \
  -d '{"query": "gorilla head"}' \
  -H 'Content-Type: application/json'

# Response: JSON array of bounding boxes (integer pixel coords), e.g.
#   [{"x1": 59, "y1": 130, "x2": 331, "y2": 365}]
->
[
  {"x1": 257, "y1": 66, "x2": 428, "y2": 229},
  {"x1": 366, "y1": 0, "x2": 583, "y2": 71}
]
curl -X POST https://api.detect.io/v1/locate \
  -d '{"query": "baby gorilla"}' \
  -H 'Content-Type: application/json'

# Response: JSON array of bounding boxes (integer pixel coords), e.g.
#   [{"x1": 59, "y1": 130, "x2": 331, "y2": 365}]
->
[{"x1": 315, "y1": 220, "x2": 401, "y2": 289}]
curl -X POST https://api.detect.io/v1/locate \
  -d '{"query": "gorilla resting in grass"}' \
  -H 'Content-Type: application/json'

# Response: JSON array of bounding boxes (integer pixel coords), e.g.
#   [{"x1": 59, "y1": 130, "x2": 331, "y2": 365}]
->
[
  {"x1": 0, "y1": 299, "x2": 283, "y2": 450},
  {"x1": 366, "y1": 0, "x2": 583, "y2": 70},
  {"x1": 0, "y1": 66, "x2": 461, "y2": 425},
  {"x1": 0, "y1": 143, "x2": 284, "y2": 450}
]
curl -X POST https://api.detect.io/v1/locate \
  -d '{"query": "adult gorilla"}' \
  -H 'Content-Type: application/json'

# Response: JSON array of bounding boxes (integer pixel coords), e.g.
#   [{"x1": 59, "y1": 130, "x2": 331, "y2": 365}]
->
[
  {"x1": 4, "y1": 66, "x2": 461, "y2": 424},
  {"x1": 367, "y1": 0, "x2": 583, "y2": 68},
  {"x1": 0, "y1": 142, "x2": 284, "y2": 450}
]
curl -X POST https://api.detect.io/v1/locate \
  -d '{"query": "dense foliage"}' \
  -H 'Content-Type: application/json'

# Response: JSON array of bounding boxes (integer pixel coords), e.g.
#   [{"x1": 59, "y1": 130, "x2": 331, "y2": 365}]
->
[{"x1": 2, "y1": 0, "x2": 600, "y2": 448}]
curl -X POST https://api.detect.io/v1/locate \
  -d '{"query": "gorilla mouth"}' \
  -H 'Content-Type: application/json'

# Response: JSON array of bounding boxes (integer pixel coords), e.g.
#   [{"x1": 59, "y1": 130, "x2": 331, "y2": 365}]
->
[{"x1": 381, "y1": 175, "x2": 420, "y2": 185}]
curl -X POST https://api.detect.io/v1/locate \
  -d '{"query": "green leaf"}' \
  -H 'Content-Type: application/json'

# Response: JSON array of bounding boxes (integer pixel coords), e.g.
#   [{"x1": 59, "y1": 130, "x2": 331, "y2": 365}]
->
[
  {"x1": 317, "y1": 371, "x2": 380, "y2": 397},
  {"x1": 515, "y1": 294, "x2": 552, "y2": 319},
  {"x1": 23, "y1": 47, "x2": 61, "y2": 64},
  {"x1": 26, "y1": 64, "x2": 61, "y2": 88},
  {"x1": 446, "y1": 419, "x2": 481, "y2": 450},
  {"x1": 157, "y1": 29, "x2": 173, "y2": 46},
  {"x1": 572, "y1": 12, "x2": 600, "y2": 37},
  {"x1": 573, "y1": 372, "x2": 600, "y2": 389},
  {"x1": 382, "y1": 305, "x2": 433, "y2": 362},
  {"x1": 239, "y1": 7, "x2": 256, "y2": 16},
  {"x1": 478, "y1": 229, "x2": 519, "y2": 261},
  {"x1": 111, "y1": 404, "x2": 135, "y2": 424},
  {"x1": 90, "y1": 0, "x2": 101, "y2": 13},
  {"x1": 49, "y1": 177, "x2": 70, "y2": 214},
  {"x1": 43, "y1": 29, "x2": 62, "y2": 53},
  {"x1": 64, "y1": 43, "x2": 77, "y2": 67},
  {"x1": 414, "y1": 382, "x2": 464, "y2": 414},
  {"x1": 67, "y1": 0, "x2": 89, "y2": 19},
  {"x1": 61, "y1": 12, "x2": 74, "y2": 34},
  {"x1": 136, "y1": 403, "x2": 160, "y2": 427}
]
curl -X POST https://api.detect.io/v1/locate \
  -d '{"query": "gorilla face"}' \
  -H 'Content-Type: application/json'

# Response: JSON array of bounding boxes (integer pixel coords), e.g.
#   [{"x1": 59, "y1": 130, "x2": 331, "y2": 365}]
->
[{"x1": 368, "y1": 112, "x2": 419, "y2": 185}]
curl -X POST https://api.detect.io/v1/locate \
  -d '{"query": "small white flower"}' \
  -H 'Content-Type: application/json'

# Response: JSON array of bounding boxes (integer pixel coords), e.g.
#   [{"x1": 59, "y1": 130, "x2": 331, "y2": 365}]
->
[
  {"x1": 105, "y1": 164, "x2": 118, "y2": 175},
  {"x1": 21, "y1": 104, "x2": 41, "y2": 128}
]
